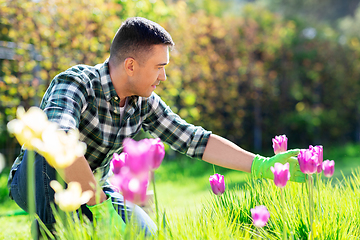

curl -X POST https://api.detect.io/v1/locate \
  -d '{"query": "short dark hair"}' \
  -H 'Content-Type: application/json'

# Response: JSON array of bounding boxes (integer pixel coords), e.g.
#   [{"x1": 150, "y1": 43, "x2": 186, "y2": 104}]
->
[{"x1": 109, "y1": 17, "x2": 174, "y2": 65}]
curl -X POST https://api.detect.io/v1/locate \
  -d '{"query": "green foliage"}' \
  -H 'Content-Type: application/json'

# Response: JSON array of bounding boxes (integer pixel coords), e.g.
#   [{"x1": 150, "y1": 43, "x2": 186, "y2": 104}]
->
[
  {"x1": 273, "y1": 25, "x2": 360, "y2": 146},
  {"x1": 0, "y1": 0, "x2": 120, "y2": 111},
  {"x1": 184, "y1": 0, "x2": 231, "y2": 16}
]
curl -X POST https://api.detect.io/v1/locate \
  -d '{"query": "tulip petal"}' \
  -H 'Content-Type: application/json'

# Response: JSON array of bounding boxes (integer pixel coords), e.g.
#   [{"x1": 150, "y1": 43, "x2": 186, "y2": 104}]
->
[{"x1": 251, "y1": 205, "x2": 270, "y2": 228}]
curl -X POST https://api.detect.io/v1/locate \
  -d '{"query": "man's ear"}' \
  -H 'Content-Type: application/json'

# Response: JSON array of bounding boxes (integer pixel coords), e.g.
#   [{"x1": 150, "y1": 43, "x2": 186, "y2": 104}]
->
[{"x1": 124, "y1": 57, "x2": 135, "y2": 76}]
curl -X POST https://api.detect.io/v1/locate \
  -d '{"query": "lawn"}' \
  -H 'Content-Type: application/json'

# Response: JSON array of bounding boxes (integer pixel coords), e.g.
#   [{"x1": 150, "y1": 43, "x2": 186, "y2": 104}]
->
[{"x1": 0, "y1": 143, "x2": 359, "y2": 239}]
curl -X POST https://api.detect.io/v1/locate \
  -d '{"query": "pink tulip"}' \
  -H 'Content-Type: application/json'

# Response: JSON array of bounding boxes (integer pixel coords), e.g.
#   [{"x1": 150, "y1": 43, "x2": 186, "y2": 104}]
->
[
  {"x1": 272, "y1": 135, "x2": 288, "y2": 155},
  {"x1": 270, "y1": 162, "x2": 290, "y2": 188},
  {"x1": 322, "y1": 160, "x2": 335, "y2": 178},
  {"x1": 251, "y1": 205, "x2": 270, "y2": 228},
  {"x1": 316, "y1": 164, "x2": 322, "y2": 173},
  {"x1": 111, "y1": 152, "x2": 127, "y2": 175},
  {"x1": 110, "y1": 167, "x2": 149, "y2": 204},
  {"x1": 120, "y1": 173, "x2": 149, "y2": 204},
  {"x1": 209, "y1": 173, "x2": 225, "y2": 196},
  {"x1": 111, "y1": 138, "x2": 166, "y2": 204},
  {"x1": 122, "y1": 138, "x2": 152, "y2": 174},
  {"x1": 310, "y1": 145, "x2": 323, "y2": 173},
  {"x1": 298, "y1": 148, "x2": 318, "y2": 174},
  {"x1": 148, "y1": 138, "x2": 165, "y2": 171}
]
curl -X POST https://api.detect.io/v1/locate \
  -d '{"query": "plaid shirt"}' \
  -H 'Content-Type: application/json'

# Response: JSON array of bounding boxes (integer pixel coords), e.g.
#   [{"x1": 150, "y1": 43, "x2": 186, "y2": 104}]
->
[{"x1": 8, "y1": 59, "x2": 211, "y2": 186}]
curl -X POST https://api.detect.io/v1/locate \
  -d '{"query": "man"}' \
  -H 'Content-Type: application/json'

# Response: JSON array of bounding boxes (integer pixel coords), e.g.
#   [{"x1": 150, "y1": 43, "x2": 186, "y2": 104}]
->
[{"x1": 8, "y1": 17, "x2": 304, "y2": 237}]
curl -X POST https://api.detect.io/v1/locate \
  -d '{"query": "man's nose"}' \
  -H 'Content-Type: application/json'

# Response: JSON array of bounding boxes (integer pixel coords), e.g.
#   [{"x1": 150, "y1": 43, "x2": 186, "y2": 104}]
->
[{"x1": 158, "y1": 68, "x2": 166, "y2": 81}]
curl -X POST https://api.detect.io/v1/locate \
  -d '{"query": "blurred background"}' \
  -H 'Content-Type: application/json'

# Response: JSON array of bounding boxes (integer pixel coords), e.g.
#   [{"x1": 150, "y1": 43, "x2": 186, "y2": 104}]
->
[{"x1": 1, "y1": 0, "x2": 360, "y2": 168}]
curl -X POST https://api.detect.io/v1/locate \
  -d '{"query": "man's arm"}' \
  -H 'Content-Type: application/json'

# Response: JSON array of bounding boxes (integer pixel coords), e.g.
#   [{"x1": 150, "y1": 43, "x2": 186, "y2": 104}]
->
[
  {"x1": 202, "y1": 134, "x2": 255, "y2": 173},
  {"x1": 202, "y1": 134, "x2": 306, "y2": 183},
  {"x1": 61, "y1": 156, "x2": 126, "y2": 231},
  {"x1": 59, "y1": 156, "x2": 107, "y2": 206}
]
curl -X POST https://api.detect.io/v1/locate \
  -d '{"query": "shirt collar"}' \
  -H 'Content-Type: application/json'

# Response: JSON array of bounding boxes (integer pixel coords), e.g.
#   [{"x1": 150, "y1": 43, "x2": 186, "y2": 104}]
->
[
  {"x1": 98, "y1": 59, "x2": 118, "y2": 102},
  {"x1": 98, "y1": 58, "x2": 139, "y2": 104}
]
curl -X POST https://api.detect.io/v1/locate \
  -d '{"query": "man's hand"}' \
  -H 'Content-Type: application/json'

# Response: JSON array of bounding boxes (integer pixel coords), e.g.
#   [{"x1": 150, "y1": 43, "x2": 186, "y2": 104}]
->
[
  {"x1": 87, "y1": 196, "x2": 126, "y2": 233},
  {"x1": 251, "y1": 149, "x2": 306, "y2": 183}
]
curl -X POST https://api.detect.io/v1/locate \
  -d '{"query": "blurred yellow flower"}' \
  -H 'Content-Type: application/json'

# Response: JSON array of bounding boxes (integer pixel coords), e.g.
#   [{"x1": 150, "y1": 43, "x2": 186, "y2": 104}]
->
[
  {"x1": 32, "y1": 123, "x2": 87, "y2": 169},
  {"x1": 7, "y1": 106, "x2": 86, "y2": 169},
  {"x1": 7, "y1": 106, "x2": 50, "y2": 150},
  {"x1": 50, "y1": 180, "x2": 93, "y2": 212}
]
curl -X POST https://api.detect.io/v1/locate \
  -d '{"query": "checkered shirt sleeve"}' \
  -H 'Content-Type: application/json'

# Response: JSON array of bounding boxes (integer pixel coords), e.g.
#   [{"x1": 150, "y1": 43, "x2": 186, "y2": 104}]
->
[{"x1": 41, "y1": 72, "x2": 88, "y2": 131}]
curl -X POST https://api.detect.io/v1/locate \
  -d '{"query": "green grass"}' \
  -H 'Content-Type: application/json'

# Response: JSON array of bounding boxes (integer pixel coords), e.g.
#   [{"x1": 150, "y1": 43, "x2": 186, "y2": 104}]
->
[
  {"x1": 154, "y1": 155, "x2": 250, "y2": 216},
  {"x1": 0, "y1": 143, "x2": 359, "y2": 239},
  {"x1": 209, "y1": 172, "x2": 360, "y2": 239},
  {"x1": 0, "y1": 171, "x2": 30, "y2": 239}
]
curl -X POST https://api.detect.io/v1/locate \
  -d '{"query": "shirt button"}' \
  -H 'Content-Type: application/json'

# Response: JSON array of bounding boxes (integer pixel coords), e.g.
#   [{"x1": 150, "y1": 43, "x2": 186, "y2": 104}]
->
[{"x1": 114, "y1": 96, "x2": 119, "y2": 101}]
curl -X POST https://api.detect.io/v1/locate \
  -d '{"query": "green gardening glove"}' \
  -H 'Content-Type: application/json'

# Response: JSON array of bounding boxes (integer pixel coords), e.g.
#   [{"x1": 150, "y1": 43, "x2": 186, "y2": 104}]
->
[
  {"x1": 251, "y1": 149, "x2": 306, "y2": 183},
  {"x1": 87, "y1": 196, "x2": 126, "y2": 233}
]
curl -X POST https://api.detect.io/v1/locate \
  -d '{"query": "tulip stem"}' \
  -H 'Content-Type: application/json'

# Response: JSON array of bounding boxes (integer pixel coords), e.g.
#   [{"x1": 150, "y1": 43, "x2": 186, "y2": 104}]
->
[
  {"x1": 56, "y1": 169, "x2": 66, "y2": 229},
  {"x1": 27, "y1": 150, "x2": 37, "y2": 240},
  {"x1": 316, "y1": 173, "x2": 321, "y2": 216},
  {"x1": 281, "y1": 188, "x2": 287, "y2": 240},
  {"x1": 309, "y1": 174, "x2": 314, "y2": 240},
  {"x1": 124, "y1": 200, "x2": 128, "y2": 224},
  {"x1": 152, "y1": 171, "x2": 160, "y2": 237}
]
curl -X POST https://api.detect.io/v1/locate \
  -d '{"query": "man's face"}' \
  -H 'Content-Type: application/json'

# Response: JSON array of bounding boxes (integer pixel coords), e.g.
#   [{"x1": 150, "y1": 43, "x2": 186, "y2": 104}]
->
[{"x1": 131, "y1": 44, "x2": 169, "y2": 97}]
